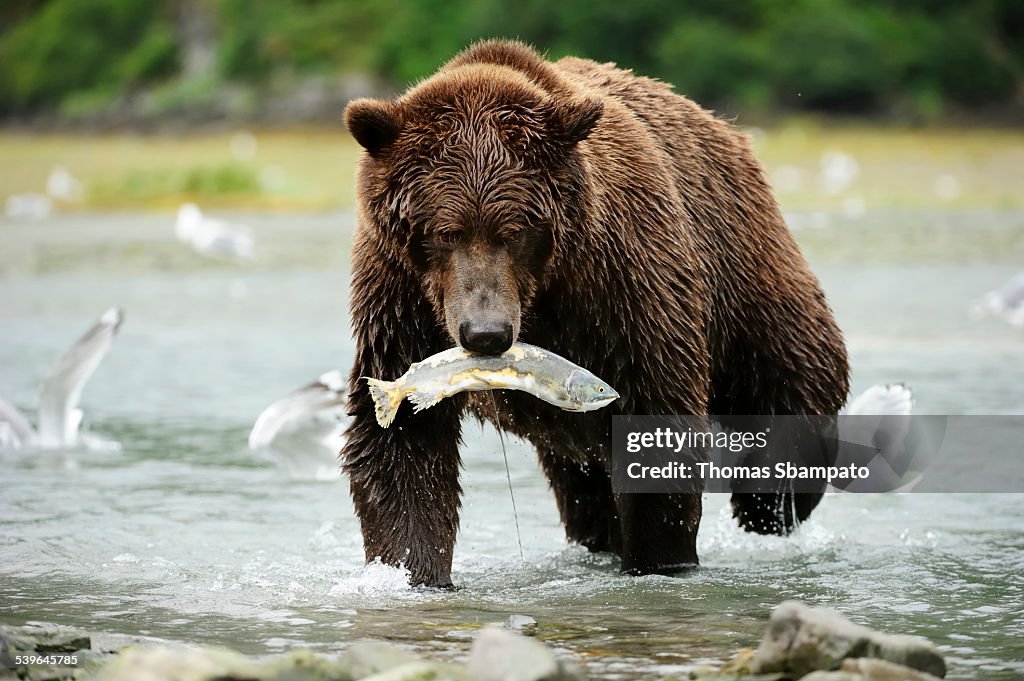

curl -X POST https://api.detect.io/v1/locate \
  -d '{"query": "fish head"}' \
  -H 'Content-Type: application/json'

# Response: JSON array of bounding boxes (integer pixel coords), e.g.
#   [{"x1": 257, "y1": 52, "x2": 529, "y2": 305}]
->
[{"x1": 563, "y1": 369, "x2": 619, "y2": 411}]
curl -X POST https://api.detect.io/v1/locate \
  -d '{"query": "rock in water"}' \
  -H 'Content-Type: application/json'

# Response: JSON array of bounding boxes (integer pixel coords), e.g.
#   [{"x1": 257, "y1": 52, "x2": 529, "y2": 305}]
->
[
  {"x1": 360, "y1": 661, "x2": 467, "y2": 681},
  {"x1": 0, "y1": 623, "x2": 91, "y2": 654},
  {"x1": 469, "y1": 626, "x2": 584, "y2": 681},
  {"x1": 93, "y1": 646, "x2": 258, "y2": 681},
  {"x1": 343, "y1": 641, "x2": 422, "y2": 678},
  {"x1": 839, "y1": 657, "x2": 944, "y2": 680},
  {"x1": 503, "y1": 615, "x2": 538, "y2": 636},
  {"x1": 84, "y1": 641, "x2": 462, "y2": 681},
  {"x1": 801, "y1": 664, "x2": 943, "y2": 681},
  {"x1": 752, "y1": 601, "x2": 946, "y2": 678}
]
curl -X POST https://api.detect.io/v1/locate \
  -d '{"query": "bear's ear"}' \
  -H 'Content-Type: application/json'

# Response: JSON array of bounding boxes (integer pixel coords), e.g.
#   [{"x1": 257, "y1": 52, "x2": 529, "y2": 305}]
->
[
  {"x1": 345, "y1": 98, "x2": 403, "y2": 156},
  {"x1": 549, "y1": 97, "x2": 603, "y2": 145}
]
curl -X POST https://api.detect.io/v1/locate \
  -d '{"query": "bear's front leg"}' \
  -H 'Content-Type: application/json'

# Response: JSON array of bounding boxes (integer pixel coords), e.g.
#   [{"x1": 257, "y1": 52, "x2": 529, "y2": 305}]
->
[
  {"x1": 341, "y1": 228, "x2": 464, "y2": 588},
  {"x1": 342, "y1": 390, "x2": 463, "y2": 588}
]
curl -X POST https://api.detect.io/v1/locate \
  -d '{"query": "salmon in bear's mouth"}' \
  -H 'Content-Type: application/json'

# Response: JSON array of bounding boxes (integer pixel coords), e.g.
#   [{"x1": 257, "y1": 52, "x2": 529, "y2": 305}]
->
[{"x1": 363, "y1": 342, "x2": 618, "y2": 428}]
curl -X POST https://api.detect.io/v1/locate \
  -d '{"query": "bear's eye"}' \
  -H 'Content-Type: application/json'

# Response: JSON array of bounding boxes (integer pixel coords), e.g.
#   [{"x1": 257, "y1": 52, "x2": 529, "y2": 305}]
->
[
  {"x1": 433, "y1": 230, "x2": 462, "y2": 248},
  {"x1": 499, "y1": 228, "x2": 526, "y2": 246}
]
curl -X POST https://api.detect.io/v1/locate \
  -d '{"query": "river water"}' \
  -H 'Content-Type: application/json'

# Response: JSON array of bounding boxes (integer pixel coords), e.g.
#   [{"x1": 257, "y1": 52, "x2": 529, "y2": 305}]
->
[{"x1": 1, "y1": 210, "x2": 1022, "y2": 679}]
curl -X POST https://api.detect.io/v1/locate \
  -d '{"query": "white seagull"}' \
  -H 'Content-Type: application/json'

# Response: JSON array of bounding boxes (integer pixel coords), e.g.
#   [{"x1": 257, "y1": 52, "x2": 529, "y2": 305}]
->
[
  {"x1": 175, "y1": 203, "x2": 255, "y2": 261},
  {"x1": 819, "y1": 149, "x2": 860, "y2": 195},
  {"x1": 0, "y1": 398, "x2": 36, "y2": 449},
  {"x1": 4, "y1": 193, "x2": 53, "y2": 221},
  {"x1": 46, "y1": 166, "x2": 83, "y2": 202},
  {"x1": 842, "y1": 383, "x2": 914, "y2": 417},
  {"x1": 975, "y1": 273, "x2": 1024, "y2": 328},
  {"x1": 834, "y1": 383, "x2": 917, "y2": 492},
  {"x1": 248, "y1": 370, "x2": 350, "y2": 480},
  {"x1": 0, "y1": 308, "x2": 124, "y2": 451}
]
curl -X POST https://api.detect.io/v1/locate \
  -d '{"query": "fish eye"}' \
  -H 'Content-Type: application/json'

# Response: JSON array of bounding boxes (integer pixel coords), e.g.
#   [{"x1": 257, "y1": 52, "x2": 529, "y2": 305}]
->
[{"x1": 598, "y1": 387, "x2": 605, "y2": 393}]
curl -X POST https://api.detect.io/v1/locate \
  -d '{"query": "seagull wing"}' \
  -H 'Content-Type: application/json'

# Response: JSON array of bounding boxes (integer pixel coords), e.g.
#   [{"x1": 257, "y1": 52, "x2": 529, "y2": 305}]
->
[
  {"x1": 193, "y1": 217, "x2": 254, "y2": 261},
  {"x1": 837, "y1": 384, "x2": 916, "y2": 490},
  {"x1": 0, "y1": 397, "x2": 36, "y2": 449},
  {"x1": 999, "y1": 273, "x2": 1024, "y2": 310},
  {"x1": 37, "y1": 308, "x2": 124, "y2": 448},
  {"x1": 843, "y1": 383, "x2": 913, "y2": 417},
  {"x1": 203, "y1": 229, "x2": 254, "y2": 260},
  {"x1": 249, "y1": 370, "x2": 349, "y2": 468}
]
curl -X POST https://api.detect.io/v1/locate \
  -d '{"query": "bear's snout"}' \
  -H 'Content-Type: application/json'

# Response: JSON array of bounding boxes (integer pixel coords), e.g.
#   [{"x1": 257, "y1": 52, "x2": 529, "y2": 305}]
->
[
  {"x1": 443, "y1": 242, "x2": 522, "y2": 355},
  {"x1": 459, "y1": 319, "x2": 514, "y2": 355}
]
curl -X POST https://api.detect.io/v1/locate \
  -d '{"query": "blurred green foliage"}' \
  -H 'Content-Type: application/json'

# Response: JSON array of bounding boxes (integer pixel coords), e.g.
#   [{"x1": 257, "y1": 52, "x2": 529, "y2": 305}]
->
[
  {"x1": 1, "y1": 0, "x2": 1022, "y2": 120},
  {"x1": 0, "y1": 0, "x2": 177, "y2": 109},
  {"x1": 91, "y1": 162, "x2": 261, "y2": 202}
]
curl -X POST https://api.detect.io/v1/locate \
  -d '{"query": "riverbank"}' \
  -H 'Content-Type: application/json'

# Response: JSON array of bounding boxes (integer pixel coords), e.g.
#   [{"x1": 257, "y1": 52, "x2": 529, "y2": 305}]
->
[
  {"x1": 0, "y1": 601, "x2": 949, "y2": 681},
  {"x1": 1, "y1": 125, "x2": 1022, "y2": 213}
]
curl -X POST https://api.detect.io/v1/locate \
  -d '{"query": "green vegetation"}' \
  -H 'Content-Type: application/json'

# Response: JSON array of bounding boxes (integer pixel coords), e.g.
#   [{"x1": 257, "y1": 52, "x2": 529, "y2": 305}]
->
[
  {"x1": 0, "y1": 0, "x2": 177, "y2": 111},
  {"x1": 90, "y1": 162, "x2": 261, "y2": 204},
  {"x1": 1, "y1": 0, "x2": 1022, "y2": 121},
  {"x1": 0, "y1": 125, "x2": 1021, "y2": 211},
  {"x1": 0, "y1": 129, "x2": 360, "y2": 209}
]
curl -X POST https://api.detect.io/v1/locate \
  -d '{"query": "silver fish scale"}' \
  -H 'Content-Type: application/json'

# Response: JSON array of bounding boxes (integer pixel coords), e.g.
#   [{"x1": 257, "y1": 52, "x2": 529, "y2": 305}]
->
[{"x1": 405, "y1": 343, "x2": 579, "y2": 390}]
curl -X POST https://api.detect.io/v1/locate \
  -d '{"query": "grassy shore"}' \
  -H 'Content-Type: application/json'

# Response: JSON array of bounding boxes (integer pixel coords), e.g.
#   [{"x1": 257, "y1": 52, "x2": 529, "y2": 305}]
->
[
  {"x1": 0, "y1": 128, "x2": 361, "y2": 211},
  {"x1": 0, "y1": 123, "x2": 1022, "y2": 212}
]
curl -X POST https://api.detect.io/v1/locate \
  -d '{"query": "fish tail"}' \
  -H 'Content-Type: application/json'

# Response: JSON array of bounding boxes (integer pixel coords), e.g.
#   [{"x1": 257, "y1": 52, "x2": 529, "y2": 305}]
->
[{"x1": 363, "y1": 377, "x2": 401, "y2": 428}]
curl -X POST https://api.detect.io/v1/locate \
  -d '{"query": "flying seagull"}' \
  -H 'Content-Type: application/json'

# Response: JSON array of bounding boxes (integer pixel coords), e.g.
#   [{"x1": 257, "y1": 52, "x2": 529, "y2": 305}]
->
[
  {"x1": 0, "y1": 308, "x2": 124, "y2": 451},
  {"x1": 0, "y1": 397, "x2": 35, "y2": 449},
  {"x1": 248, "y1": 370, "x2": 350, "y2": 480},
  {"x1": 175, "y1": 203, "x2": 255, "y2": 261}
]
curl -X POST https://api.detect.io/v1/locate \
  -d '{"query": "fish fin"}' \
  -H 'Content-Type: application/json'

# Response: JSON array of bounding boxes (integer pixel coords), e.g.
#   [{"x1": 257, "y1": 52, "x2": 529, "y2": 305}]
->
[
  {"x1": 406, "y1": 390, "x2": 444, "y2": 413},
  {"x1": 363, "y1": 377, "x2": 401, "y2": 428}
]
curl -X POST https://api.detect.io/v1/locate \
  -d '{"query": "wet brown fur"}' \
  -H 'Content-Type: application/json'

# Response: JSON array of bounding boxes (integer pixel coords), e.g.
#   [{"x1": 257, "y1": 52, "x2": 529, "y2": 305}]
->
[{"x1": 341, "y1": 40, "x2": 849, "y2": 587}]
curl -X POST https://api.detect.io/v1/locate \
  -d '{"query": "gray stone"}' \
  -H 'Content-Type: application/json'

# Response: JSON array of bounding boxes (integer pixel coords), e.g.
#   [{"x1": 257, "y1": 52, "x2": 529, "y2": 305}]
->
[
  {"x1": 90, "y1": 631, "x2": 165, "y2": 654},
  {"x1": 840, "y1": 657, "x2": 944, "y2": 681},
  {"x1": 90, "y1": 645, "x2": 258, "y2": 681},
  {"x1": 751, "y1": 602, "x2": 946, "y2": 679},
  {"x1": 503, "y1": 615, "x2": 538, "y2": 636},
  {"x1": 92, "y1": 644, "x2": 397, "y2": 681},
  {"x1": 260, "y1": 647, "x2": 367, "y2": 680},
  {"x1": 688, "y1": 674, "x2": 793, "y2": 681},
  {"x1": 0, "y1": 624, "x2": 91, "y2": 654},
  {"x1": 801, "y1": 673, "x2": 861, "y2": 681},
  {"x1": 468, "y1": 626, "x2": 584, "y2": 681},
  {"x1": 342, "y1": 641, "x2": 421, "y2": 678},
  {"x1": 360, "y1": 661, "x2": 466, "y2": 681}
]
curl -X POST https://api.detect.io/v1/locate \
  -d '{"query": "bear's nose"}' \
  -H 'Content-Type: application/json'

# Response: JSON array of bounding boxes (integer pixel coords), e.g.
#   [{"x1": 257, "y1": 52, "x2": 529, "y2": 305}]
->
[{"x1": 459, "y1": 320, "x2": 514, "y2": 355}]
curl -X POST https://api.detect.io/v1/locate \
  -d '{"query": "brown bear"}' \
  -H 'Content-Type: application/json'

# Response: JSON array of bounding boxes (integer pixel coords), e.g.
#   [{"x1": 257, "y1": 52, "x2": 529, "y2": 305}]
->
[{"x1": 341, "y1": 40, "x2": 849, "y2": 588}]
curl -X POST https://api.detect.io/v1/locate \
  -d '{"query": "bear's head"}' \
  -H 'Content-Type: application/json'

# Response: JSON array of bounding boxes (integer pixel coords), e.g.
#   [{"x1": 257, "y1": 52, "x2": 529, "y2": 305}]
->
[{"x1": 345, "y1": 42, "x2": 602, "y2": 355}]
